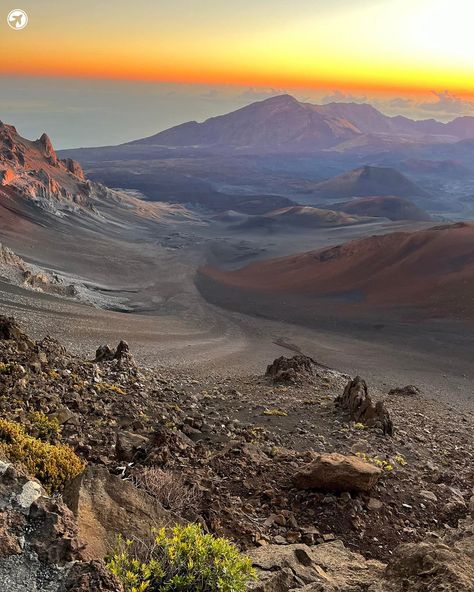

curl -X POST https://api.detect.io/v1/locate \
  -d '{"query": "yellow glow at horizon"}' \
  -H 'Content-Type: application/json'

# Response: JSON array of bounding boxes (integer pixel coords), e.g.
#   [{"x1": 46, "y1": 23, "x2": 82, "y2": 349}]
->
[{"x1": 1, "y1": 0, "x2": 474, "y2": 94}]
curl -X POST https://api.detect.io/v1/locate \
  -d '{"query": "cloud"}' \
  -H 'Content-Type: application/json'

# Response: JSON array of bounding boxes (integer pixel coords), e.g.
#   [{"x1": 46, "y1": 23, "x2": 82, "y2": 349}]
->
[
  {"x1": 321, "y1": 90, "x2": 368, "y2": 104},
  {"x1": 238, "y1": 87, "x2": 286, "y2": 101},
  {"x1": 418, "y1": 90, "x2": 474, "y2": 115},
  {"x1": 386, "y1": 97, "x2": 413, "y2": 109}
]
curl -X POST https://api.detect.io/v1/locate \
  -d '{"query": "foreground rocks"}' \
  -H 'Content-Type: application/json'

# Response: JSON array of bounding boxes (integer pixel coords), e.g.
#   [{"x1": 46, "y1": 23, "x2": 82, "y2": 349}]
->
[
  {"x1": 0, "y1": 462, "x2": 123, "y2": 591},
  {"x1": 294, "y1": 452, "x2": 382, "y2": 493},
  {"x1": 250, "y1": 541, "x2": 386, "y2": 591},
  {"x1": 250, "y1": 516, "x2": 474, "y2": 591},
  {"x1": 0, "y1": 315, "x2": 473, "y2": 588}
]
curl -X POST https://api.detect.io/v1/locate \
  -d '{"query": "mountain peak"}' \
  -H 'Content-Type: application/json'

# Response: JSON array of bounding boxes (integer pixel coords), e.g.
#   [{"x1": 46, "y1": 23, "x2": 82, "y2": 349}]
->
[
  {"x1": 37, "y1": 132, "x2": 57, "y2": 163},
  {"x1": 312, "y1": 165, "x2": 428, "y2": 199},
  {"x1": 111, "y1": 95, "x2": 474, "y2": 154},
  {"x1": 261, "y1": 94, "x2": 299, "y2": 105}
]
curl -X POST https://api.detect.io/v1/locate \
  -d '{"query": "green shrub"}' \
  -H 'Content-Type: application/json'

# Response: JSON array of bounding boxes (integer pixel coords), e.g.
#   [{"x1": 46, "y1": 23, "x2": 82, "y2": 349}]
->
[
  {"x1": 106, "y1": 524, "x2": 256, "y2": 592},
  {"x1": 0, "y1": 418, "x2": 84, "y2": 492}
]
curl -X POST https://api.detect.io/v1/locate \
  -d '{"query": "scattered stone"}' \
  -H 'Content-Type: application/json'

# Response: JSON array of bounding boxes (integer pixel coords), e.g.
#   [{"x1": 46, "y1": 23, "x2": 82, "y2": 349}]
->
[
  {"x1": 419, "y1": 489, "x2": 438, "y2": 503},
  {"x1": 368, "y1": 498, "x2": 383, "y2": 511},
  {"x1": 115, "y1": 430, "x2": 149, "y2": 462}
]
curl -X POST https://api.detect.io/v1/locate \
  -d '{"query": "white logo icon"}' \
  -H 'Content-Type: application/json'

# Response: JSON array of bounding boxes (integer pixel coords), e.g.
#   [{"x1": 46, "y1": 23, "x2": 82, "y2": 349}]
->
[{"x1": 7, "y1": 9, "x2": 28, "y2": 30}]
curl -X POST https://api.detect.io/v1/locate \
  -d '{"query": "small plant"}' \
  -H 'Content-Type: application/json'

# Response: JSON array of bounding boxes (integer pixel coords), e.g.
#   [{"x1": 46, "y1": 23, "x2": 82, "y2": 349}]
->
[
  {"x1": 96, "y1": 382, "x2": 127, "y2": 395},
  {"x1": 0, "y1": 418, "x2": 84, "y2": 492},
  {"x1": 28, "y1": 411, "x2": 61, "y2": 444},
  {"x1": 394, "y1": 453, "x2": 407, "y2": 466},
  {"x1": 106, "y1": 524, "x2": 256, "y2": 592},
  {"x1": 354, "y1": 422, "x2": 366, "y2": 430},
  {"x1": 263, "y1": 408, "x2": 288, "y2": 417},
  {"x1": 356, "y1": 452, "x2": 394, "y2": 472}
]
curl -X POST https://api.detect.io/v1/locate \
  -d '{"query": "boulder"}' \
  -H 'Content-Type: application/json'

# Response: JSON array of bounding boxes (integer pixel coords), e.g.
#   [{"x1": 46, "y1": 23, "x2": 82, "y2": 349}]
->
[
  {"x1": 63, "y1": 465, "x2": 175, "y2": 560},
  {"x1": 294, "y1": 452, "x2": 381, "y2": 493},
  {"x1": 388, "y1": 385, "x2": 421, "y2": 397},
  {"x1": 336, "y1": 376, "x2": 393, "y2": 435}
]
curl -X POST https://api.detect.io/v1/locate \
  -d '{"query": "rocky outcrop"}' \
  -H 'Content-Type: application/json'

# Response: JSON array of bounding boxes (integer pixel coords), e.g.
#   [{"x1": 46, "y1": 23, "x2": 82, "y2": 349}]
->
[
  {"x1": 380, "y1": 535, "x2": 474, "y2": 591},
  {"x1": 0, "y1": 120, "x2": 94, "y2": 211},
  {"x1": 249, "y1": 541, "x2": 386, "y2": 591},
  {"x1": 336, "y1": 376, "x2": 393, "y2": 435},
  {"x1": 95, "y1": 341, "x2": 136, "y2": 367},
  {"x1": 0, "y1": 316, "x2": 472, "y2": 579},
  {"x1": 266, "y1": 355, "x2": 316, "y2": 384},
  {"x1": 0, "y1": 168, "x2": 16, "y2": 185},
  {"x1": 294, "y1": 452, "x2": 381, "y2": 493},
  {"x1": 0, "y1": 316, "x2": 27, "y2": 341},
  {"x1": 63, "y1": 466, "x2": 174, "y2": 560},
  {"x1": 62, "y1": 158, "x2": 85, "y2": 180},
  {"x1": 62, "y1": 561, "x2": 121, "y2": 591}
]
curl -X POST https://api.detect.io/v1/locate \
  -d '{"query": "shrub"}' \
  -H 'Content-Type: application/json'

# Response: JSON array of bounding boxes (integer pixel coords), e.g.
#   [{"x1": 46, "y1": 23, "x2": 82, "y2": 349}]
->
[
  {"x1": 0, "y1": 419, "x2": 84, "y2": 492},
  {"x1": 106, "y1": 524, "x2": 256, "y2": 592},
  {"x1": 133, "y1": 467, "x2": 201, "y2": 516}
]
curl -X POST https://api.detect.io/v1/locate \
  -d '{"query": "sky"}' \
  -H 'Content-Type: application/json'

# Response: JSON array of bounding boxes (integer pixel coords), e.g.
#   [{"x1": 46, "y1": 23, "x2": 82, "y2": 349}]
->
[{"x1": 1, "y1": 0, "x2": 474, "y2": 148}]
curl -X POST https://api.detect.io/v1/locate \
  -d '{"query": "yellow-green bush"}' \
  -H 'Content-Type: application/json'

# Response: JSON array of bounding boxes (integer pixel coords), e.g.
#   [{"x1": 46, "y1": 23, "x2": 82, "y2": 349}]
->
[
  {"x1": 0, "y1": 419, "x2": 84, "y2": 492},
  {"x1": 27, "y1": 411, "x2": 61, "y2": 444},
  {"x1": 106, "y1": 524, "x2": 256, "y2": 592}
]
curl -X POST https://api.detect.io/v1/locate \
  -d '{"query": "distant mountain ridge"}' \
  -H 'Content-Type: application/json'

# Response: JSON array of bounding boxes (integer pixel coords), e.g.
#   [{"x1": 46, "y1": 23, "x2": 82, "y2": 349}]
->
[{"x1": 127, "y1": 94, "x2": 474, "y2": 153}]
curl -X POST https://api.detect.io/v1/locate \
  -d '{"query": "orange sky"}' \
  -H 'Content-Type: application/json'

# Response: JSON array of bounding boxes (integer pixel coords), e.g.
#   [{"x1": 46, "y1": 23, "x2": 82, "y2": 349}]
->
[{"x1": 2, "y1": 0, "x2": 474, "y2": 97}]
